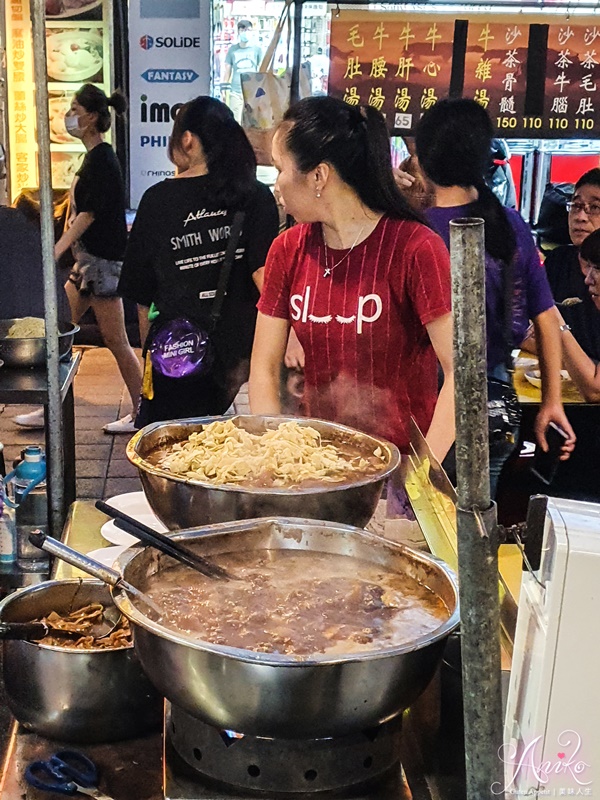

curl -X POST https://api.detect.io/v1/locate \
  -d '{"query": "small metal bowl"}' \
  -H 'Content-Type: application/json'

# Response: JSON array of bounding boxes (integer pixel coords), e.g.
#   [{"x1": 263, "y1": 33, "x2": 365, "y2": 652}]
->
[
  {"x1": 127, "y1": 414, "x2": 401, "y2": 530},
  {"x1": 0, "y1": 579, "x2": 163, "y2": 742},
  {"x1": 0, "y1": 318, "x2": 79, "y2": 367}
]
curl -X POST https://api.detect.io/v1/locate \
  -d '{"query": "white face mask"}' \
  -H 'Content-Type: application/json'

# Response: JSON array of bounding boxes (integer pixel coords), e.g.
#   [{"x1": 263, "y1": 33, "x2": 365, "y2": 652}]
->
[
  {"x1": 239, "y1": 32, "x2": 249, "y2": 43},
  {"x1": 64, "y1": 114, "x2": 85, "y2": 138}
]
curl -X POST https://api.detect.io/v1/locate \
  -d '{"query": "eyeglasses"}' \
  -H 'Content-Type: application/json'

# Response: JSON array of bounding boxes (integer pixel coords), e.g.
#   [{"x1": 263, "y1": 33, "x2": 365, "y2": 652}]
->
[{"x1": 566, "y1": 201, "x2": 600, "y2": 218}]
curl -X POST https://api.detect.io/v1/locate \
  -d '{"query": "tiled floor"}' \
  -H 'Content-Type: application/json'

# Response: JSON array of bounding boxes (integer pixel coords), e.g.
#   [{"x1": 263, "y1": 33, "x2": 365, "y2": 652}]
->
[{"x1": 0, "y1": 347, "x2": 250, "y2": 501}]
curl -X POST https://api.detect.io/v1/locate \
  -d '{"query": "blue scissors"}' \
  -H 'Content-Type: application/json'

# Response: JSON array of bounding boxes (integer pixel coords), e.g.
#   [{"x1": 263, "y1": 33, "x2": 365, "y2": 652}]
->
[{"x1": 25, "y1": 749, "x2": 114, "y2": 799}]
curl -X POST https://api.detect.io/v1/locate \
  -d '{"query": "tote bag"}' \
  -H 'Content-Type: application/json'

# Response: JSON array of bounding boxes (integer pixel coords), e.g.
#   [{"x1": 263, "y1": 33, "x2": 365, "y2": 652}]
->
[{"x1": 241, "y1": 0, "x2": 311, "y2": 165}]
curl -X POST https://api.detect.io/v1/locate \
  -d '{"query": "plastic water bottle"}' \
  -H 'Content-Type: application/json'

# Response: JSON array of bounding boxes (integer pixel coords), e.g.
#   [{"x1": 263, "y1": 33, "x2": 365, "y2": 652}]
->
[
  {"x1": 0, "y1": 485, "x2": 16, "y2": 563},
  {"x1": 13, "y1": 445, "x2": 47, "y2": 507}
]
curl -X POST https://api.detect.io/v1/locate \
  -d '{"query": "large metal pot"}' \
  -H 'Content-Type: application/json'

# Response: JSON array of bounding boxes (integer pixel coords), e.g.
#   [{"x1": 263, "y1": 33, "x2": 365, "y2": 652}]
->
[
  {"x1": 113, "y1": 517, "x2": 459, "y2": 739},
  {"x1": 0, "y1": 579, "x2": 163, "y2": 742},
  {"x1": 126, "y1": 415, "x2": 400, "y2": 530},
  {"x1": 0, "y1": 319, "x2": 79, "y2": 367}
]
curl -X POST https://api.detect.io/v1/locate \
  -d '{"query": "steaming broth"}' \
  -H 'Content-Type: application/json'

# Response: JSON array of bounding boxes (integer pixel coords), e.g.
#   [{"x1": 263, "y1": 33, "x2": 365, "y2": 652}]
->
[{"x1": 141, "y1": 550, "x2": 450, "y2": 658}]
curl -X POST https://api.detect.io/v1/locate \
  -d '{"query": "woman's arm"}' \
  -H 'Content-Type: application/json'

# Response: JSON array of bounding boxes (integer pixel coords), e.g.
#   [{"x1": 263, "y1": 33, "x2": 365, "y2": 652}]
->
[
  {"x1": 248, "y1": 313, "x2": 290, "y2": 414},
  {"x1": 532, "y1": 307, "x2": 576, "y2": 457},
  {"x1": 137, "y1": 305, "x2": 151, "y2": 348},
  {"x1": 554, "y1": 306, "x2": 600, "y2": 402},
  {"x1": 284, "y1": 327, "x2": 305, "y2": 370},
  {"x1": 54, "y1": 211, "x2": 94, "y2": 260},
  {"x1": 424, "y1": 312, "x2": 455, "y2": 463}
]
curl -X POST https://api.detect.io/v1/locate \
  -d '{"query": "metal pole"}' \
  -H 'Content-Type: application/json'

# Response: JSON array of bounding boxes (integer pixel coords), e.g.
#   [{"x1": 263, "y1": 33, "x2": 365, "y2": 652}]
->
[
  {"x1": 449, "y1": 218, "x2": 504, "y2": 799},
  {"x1": 290, "y1": 0, "x2": 303, "y2": 105},
  {"x1": 30, "y1": 0, "x2": 65, "y2": 537}
]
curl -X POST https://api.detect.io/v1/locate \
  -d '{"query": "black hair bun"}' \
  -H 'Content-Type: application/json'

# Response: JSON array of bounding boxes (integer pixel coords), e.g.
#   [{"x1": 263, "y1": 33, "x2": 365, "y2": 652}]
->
[{"x1": 107, "y1": 91, "x2": 127, "y2": 116}]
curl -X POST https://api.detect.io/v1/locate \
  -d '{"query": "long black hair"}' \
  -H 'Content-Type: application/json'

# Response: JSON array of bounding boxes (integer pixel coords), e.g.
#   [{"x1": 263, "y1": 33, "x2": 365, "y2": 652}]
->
[
  {"x1": 168, "y1": 96, "x2": 256, "y2": 208},
  {"x1": 280, "y1": 96, "x2": 425, "y2": 224},
  {"x1": 580, "y1": 228, "x2": 600, "y2": 266},
  {"x1": 415, "y1": 98, "x2": 516, "y2": 266},
  {"x1": 75, "y1": 84, "x2": 127, "y2": 134}
]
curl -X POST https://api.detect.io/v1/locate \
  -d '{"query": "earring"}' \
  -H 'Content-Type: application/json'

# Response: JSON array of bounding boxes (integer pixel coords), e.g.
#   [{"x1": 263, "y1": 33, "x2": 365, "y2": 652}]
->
[{"x1": 316, "y1": 191, "x2": 321, "y2": 198}]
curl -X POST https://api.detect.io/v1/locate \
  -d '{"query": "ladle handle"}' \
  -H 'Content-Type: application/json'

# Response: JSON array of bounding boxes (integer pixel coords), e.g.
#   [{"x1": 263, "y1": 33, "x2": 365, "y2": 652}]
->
[
  {"x1": 0, "y1": 621, "x2": 49, "y2": 641},
  {"x1": 28, "y1": 531, "x2": 123, "y2": 588}
]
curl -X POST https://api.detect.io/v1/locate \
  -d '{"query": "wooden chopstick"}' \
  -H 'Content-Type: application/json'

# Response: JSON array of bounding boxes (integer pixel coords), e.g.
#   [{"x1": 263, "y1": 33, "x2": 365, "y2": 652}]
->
[{"x1": 95, "y1": 500, "x2": 233, "y2": 581}]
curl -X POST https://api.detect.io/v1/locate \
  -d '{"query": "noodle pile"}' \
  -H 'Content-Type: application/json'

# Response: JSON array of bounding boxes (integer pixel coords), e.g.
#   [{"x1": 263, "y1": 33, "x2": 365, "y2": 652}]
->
[
  {"x1": 32, "y1": 602, "x2": 131, "y2": 650},
  {"x1": 158, "y1": 419, "x2": 384, "y2": 487},
  {"x1": 6, "y1": 317, "x2": 46, "y2": 338}
]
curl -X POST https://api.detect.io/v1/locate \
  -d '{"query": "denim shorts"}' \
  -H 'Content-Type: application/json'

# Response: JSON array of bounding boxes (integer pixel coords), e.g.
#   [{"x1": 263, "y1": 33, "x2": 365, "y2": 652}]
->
[{"x1": 69, "y1": 245, "x2": 122, "y2": 298}]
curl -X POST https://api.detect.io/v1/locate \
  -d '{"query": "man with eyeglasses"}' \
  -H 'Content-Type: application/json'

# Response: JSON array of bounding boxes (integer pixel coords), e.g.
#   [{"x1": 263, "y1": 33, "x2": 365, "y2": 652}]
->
[{"x1": 543, "y1": 168, "x2": 600, "y2": 362}]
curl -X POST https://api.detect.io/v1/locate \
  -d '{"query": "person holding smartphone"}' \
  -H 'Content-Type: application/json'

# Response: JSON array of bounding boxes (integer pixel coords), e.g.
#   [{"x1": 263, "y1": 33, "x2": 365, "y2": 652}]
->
[{"x1": 529, "y1": 229, "x2": 600, "y2": 500}]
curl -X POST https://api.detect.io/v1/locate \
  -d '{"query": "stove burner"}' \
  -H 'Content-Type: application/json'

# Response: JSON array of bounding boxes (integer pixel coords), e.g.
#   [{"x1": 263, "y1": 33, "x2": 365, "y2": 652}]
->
[{"x1": 166, "y1": 704, "x2": 403, "y2": 795}]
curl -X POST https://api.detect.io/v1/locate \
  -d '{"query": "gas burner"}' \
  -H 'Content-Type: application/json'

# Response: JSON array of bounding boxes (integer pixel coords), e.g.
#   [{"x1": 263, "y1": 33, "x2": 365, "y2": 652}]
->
[{"x1": 164, "y1": 704, "x2": 412, "y2": 799}]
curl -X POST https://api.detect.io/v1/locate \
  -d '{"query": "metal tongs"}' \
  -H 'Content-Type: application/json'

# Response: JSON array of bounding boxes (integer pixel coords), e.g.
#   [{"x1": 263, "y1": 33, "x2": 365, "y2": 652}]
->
[{"x1": 95, "y1": 500, "x2": 234, "y2": 581}]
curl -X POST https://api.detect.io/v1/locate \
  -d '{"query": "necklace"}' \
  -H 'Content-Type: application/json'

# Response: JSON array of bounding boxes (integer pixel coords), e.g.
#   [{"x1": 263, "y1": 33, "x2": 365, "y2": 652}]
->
[{"x1": 322, "y1": 224, "x2": 366, "y2": 278}]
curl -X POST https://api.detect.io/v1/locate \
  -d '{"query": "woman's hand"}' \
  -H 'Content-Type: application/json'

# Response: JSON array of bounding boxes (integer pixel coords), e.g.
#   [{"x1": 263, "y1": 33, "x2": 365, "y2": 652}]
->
[
  {"x1": 393, "y1": 167, "x2": 416, "y2": 190},
  {"x1": 534, "y1": 404, "x2": 576, "y2": 460},
  {"x1": 284, "y1": 328, "x2": 305, "y2": 370}
]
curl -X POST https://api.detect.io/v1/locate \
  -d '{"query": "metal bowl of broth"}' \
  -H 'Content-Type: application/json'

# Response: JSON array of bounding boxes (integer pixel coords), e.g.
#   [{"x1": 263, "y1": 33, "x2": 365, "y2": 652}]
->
[
  {"x1": 126, "y1": 415, "x2": 401, "y2": 530},
  {"x1": 112, "y1": 517, "x2": 459, "y2": 739}
]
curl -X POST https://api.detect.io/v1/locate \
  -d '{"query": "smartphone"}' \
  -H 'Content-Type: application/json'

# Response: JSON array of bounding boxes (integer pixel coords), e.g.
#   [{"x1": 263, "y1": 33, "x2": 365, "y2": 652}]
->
[{"x1": 530, "y1": 422, "x2": 569, "y2": 485}]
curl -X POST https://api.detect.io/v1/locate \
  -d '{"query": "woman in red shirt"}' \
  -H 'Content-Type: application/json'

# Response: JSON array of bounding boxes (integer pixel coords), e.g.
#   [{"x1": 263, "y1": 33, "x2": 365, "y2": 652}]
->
[{"x1": 249, "y1": 97, "x2": 454, "y2": 460}]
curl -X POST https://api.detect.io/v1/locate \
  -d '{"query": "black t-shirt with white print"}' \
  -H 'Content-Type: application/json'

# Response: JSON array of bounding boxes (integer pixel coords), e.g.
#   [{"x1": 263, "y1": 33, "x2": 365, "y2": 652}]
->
[{"x1": 118, "y1": 175, "x2": 279, "y2": 374}]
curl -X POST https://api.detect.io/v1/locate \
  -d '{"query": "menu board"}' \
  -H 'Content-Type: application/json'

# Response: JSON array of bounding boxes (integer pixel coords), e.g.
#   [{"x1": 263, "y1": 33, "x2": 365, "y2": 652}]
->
[
  {"x1": 328, "y1": 16, "x2": 454, "y2": 133},
  {"x1": 45, "y1": 0, "x2": 112, "y2": 190},
  {"x1": 329, "y1": 11, "x2": 600, "y2": 139},
  {"x1": 463, "y1": 21, "x2": 529, "y2": 133},
  {"x1": 5, "y1": 0, "x2": 37, "y2": 198}
]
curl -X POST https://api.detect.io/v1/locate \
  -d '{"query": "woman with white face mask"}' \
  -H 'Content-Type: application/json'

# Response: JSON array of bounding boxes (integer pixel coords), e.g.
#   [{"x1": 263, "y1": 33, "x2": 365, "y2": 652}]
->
[{"x1": 57, "y1": 84, "x2": 142, "y2": 434}]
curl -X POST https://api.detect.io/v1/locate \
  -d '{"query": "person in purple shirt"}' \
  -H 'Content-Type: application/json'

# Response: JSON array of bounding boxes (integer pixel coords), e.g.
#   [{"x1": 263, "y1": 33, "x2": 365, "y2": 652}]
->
[{"x1": 415, "y1": 98, "x2": 575, "y2": 494}]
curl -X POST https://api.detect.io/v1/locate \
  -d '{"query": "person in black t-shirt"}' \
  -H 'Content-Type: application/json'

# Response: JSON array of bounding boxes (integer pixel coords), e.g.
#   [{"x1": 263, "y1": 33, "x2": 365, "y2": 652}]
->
[
  {"x1": 52, "y1": 84, "x2": 142, "y2": 435},
  {"x1": 119, "y1": 96, "x2": 279, "y2": 425},
  {"x1": 539, "y1": 169, "x2": 600, "y2": 363}
]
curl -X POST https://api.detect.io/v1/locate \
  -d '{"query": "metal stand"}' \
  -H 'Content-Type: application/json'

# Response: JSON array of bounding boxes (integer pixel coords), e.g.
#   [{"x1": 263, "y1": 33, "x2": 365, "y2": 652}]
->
[{"x1": 30, "y1": 0, "x2": 66, "y2": 537}]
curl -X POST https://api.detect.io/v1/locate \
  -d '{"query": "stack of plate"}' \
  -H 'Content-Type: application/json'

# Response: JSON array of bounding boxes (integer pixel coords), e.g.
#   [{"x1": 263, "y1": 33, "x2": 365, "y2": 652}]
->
[{"x1": 88, "y1": 491, "x2": 168, "y2": 567}]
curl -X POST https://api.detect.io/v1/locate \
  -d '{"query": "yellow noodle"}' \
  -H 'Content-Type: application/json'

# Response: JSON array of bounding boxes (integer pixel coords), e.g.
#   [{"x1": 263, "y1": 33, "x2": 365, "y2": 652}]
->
[
  {"x1": 6, "y1": 317, "x2": 46, "y2": 338},
  {"x1": 158, "y1": 419, "x2": 382, "y2": 487}
]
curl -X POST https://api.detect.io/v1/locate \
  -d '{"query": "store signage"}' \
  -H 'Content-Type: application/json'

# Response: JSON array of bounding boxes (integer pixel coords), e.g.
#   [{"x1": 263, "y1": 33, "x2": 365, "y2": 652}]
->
[
  {"x1": 139, "y1": 35, "x2": 203, "y2": 50},
  {"x1": 141, "y1": 69, "x2": 200, "y2": 83},
  {"x1": 129, "y1": 0, "x2": 210, "y2": 207},
  {"x1": 329, "y1": 11, "x2": 600, "y2": 139},
  {"x1": 5, "y1": 0, "x2": 36, "y2": 200}
]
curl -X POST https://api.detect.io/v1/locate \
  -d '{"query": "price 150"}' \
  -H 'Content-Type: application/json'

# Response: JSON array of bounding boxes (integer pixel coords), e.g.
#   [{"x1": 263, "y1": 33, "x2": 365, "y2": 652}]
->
[{"x1": 496, "y1": 117, "x2": 517, "y2": 129}]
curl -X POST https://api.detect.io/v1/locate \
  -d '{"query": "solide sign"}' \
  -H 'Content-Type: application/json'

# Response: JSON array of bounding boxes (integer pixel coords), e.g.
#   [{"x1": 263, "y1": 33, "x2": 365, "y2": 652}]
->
[{"x1": 128, "y1": 0, "x2": 210, "y2": 208}]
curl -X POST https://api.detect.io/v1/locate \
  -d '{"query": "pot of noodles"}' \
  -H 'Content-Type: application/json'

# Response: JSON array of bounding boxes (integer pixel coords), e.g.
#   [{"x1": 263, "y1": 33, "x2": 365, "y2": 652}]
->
[
  {"x1": 0, "y1": 317, "x2": 79, "y2": 367},
  {"x1": 112, "y1": 517, "x2": 459, "y2": 739},
  {"x1": 126, "y1": 415, "x2": 401, "y2": 529},
  {"x1": 0, "y1": 579, "x2": 162, "y2": 742}
]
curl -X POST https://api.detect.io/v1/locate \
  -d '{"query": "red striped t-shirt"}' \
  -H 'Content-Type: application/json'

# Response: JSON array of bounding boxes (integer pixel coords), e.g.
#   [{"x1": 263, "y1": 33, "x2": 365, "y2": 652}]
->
[{"x1": 258, "y1": 216, "x2": 452, "y2": 452}]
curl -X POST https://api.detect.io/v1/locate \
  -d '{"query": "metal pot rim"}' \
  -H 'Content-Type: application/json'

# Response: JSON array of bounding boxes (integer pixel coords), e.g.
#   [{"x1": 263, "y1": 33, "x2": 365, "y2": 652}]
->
[
  {"x1": 0, "y1": 578, "x2": 133, "y2": 653},
  {"x1": 126, "y1": 414, "x2": 401, "y2": 495},
  {"x1": 112, "y1": 518, "x2": 460, "y2": 667}
]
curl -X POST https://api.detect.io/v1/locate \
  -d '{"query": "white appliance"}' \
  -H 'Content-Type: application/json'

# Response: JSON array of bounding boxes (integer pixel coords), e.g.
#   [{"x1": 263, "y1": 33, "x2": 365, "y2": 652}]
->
[{"x1": 503, "y1": 496, "x2": 600, "y2": 796}]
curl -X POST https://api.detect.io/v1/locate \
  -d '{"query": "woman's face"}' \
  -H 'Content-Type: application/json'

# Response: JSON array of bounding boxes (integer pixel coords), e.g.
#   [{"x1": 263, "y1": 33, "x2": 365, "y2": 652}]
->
[
  {"x1": 65, "y1": 97, "x2": 95, "y2": 133},
  {"x1": 583, "y1": 259, "x2": 600, "y2": 311},
  {"x1": 272, "y1": 129, "x2": 320, "y2": 223}
]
